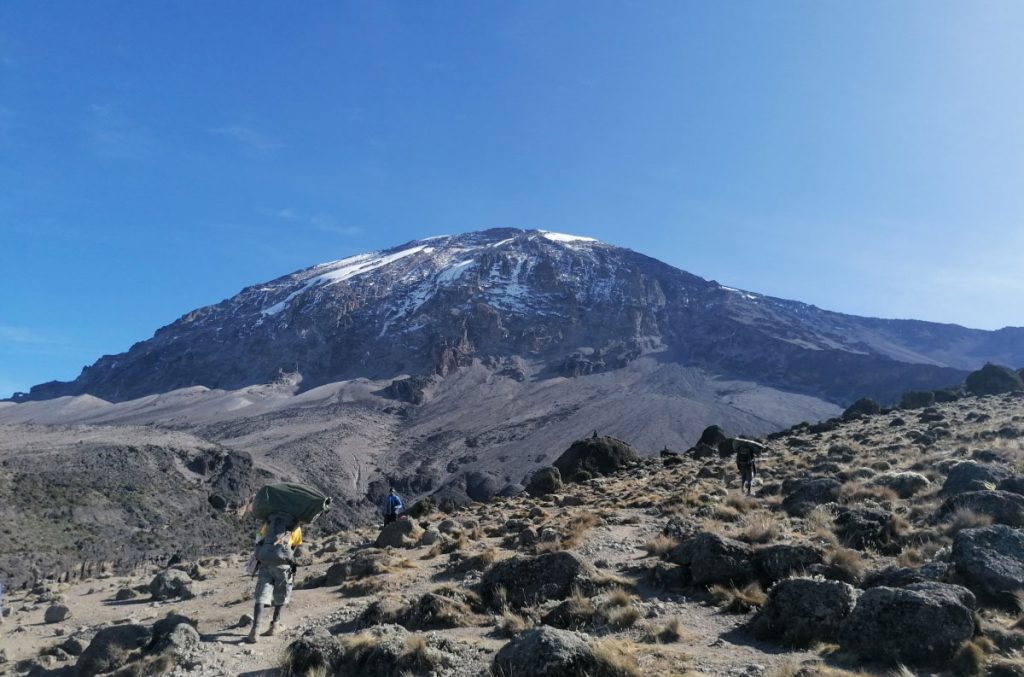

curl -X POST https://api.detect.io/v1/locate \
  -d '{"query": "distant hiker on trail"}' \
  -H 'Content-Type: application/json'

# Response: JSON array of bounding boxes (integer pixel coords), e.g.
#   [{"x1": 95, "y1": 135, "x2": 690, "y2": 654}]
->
[
  {"x1": 721, "y1": 437, "x2": 765, "y2": 495},
  {"x1": 246, "y1": 511, "x2": 302, "y2": 644},
  {"x1": 381, "y1": 488, "x2": 404, "y2": 526}
]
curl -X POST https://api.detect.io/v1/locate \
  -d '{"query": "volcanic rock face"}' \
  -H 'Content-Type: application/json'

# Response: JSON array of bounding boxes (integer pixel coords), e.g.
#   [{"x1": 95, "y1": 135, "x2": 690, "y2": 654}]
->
[{"x1": 15, "y1": 228, "x2": 1024, "y2": 405}]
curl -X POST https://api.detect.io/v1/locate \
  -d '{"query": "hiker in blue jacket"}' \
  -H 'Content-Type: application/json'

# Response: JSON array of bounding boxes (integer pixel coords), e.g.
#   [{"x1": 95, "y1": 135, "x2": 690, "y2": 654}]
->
[{"x1": 381, "y1": 488, "x2": 404, "y2": 526}]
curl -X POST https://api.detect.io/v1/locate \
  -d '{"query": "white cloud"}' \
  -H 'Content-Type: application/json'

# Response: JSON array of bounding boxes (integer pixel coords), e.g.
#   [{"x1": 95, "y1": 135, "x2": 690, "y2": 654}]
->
[{"x1": 211, "y1": 125, "x2": 284, "y2": 153}]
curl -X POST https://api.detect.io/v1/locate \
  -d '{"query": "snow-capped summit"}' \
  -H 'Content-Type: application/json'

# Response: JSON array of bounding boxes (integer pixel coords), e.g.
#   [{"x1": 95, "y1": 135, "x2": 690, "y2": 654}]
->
[{"x1": 15, "y1": 228, "x2": 1024, "y2": 404}]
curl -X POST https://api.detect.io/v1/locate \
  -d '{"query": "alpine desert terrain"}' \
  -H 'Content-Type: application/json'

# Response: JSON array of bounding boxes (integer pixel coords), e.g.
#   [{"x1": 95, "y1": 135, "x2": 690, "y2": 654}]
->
[{"x1": 4, "y1": 383, "x2": 1024, "y2": 677}]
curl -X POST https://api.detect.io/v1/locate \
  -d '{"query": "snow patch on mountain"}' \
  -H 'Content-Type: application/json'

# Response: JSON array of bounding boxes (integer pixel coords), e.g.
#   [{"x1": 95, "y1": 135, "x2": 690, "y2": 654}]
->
[{"x1": 539, "y1": 231, "x2": 598, "y2": 244}]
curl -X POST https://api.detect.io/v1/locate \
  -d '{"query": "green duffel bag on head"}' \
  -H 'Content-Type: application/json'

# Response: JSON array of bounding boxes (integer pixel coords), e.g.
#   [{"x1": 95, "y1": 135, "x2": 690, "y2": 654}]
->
[{"x1": 251, "y1": 483, "x2": 331, "y2": 524}]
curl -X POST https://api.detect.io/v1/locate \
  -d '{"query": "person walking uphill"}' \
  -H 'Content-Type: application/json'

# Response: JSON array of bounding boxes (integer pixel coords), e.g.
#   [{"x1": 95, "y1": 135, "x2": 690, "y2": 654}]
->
[
  {"x1": 246, "y1": 511, "x2": 302, "y2": 644},
  {"x1": 720, "y1": 437, "x2": 766, "y2": 495},
  {"x1": 381, "y1": 488, "x2": 404, "y2": 526}
]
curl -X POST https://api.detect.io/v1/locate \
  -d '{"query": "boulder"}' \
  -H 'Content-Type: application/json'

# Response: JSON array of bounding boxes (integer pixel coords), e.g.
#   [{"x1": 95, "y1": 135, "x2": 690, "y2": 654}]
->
[
  {"x1": 282, "y1": 628, "x2": 344, "y2": 677},
  {"x1": 148, "y1": 569, "x2": 195, "y2": 601},
  {"x1": 939, "y1": 491, "x2": 1024, "y2": 528},
  {"x1": 375, "y1": 519, "x2": 424, "y2": 549},
  {"x1": 552, "y1": 436, "x2": 638, "y2": 480},
  {"x1": 697, "y1": 424, "x2": 728, "y2": 447},
  {"x1": 965, "y1": 363, "x2": 1024, "y2": 396},
  {"x1": 838, "y1": 584, "x2": 975, "y2": 664},
  {"x1": 781, "y1": 478, "x2": 842, "y2": 517},
  {"x1": 44, "y1": 604, "x2": 71, "y2": 624},
  {"x1": 525, "y1": 466, "x2": 563, "y2": 497},
  {"x1": 76, "y1": 624, "x2": 152, "y2": 677},
  {"x1": 862, "y1": 561, "x2": 951, "y2": 589},
  {"x1": 873, "y1": 471, "x2": 930, "y2": 498},
  {"x1": 899, "y1": 390, "x2": 935, "y2": 410},
  {"x1": 667, "y1": 532, "x2": 755, "y2": 587},
  {"x1": 493, "y1": 626, "x2": 631, "y2": 677},
  {"x1": 325, "y1": 551, "x2": 396, "y2": 585},
  {"x1": 941, "y1": 461, "x2": 1009, "y2": 496},
  {"x1": 833, "y1": 504, "x2": 902, "y2": 552},
  {"x1": 481, "y1": 551, "x2": 597, "y2": 609},
  {"x1": 335, "y1": 624, "x2": 455, "y2": 677},
  {"x1": 114, "y1": 588, "x2": 137, "y2": 602},
  {"x1": 999, "y1": 476, "x2": 1024, "y2": 496},
  {"x1": 465, "y1": 470, "x2": 502, "y2": 502},
  {"x1": 952, "y1": 525, "x2": 1024, "y2": 606},
  {"x1": 842, "y1": 398, "x2": 881, "y2": 421},
  {"x1": 753, "y1": 543, "x2": 823, "y2": 584},
  {"x1": 749, "y1": 578, "x2": 858, "y2": 646}
]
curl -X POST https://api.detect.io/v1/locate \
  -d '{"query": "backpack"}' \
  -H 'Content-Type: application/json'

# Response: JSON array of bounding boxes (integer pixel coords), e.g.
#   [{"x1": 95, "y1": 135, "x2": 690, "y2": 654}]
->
[{"x1": 254, "y1": 511, "x2": 297, "y2": 566}]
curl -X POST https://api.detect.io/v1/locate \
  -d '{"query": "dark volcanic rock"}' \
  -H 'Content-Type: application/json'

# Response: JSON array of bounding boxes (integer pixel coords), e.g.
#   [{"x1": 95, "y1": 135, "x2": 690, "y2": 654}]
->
[
  {"x1": 552, "y1": 436, "x2": 638, "y2": 480},
  {"x1": 940, "y1": 460, "x2": 1009, "y2": 496},
  {"x1": 938, "y1": 490, "x2": 1024, "y2": 528},
  {"x1": 863, "y1": 562, "x2": 951, "y2": 589},
  {"x1": 750, "y1": 578, "x2": 858, "y2": 646},
  {"x1": 667, "y1": 532, "x2": 755, "y2": 587},
  {"x1": 493, "y1": 626, "x2": 627, "y2": 677},
  {"x1": 842, "y1": 398, "x2": 881, "y2": 420},
  {"x1": 839, "y1": 583, "x2": 975, "y2": 665},
  {"x1": 148, "y1": 569, "x2": 195, "y2": 601},
  {"x1": 952, "y1": 525, "x2": 1024, "y2": 606},
  {"x1": 525, "y1": 466, "x2": 563, "y2": 497},
  {"x1": 965, "y1": 363, "x2": 1024, "y2": 396},
  {"x1": 76, "y1": 625, "x2": 152, "y2": 677},
  {"x1": 833, "y1": 504, "x2": 902, "y2": 552},
  {"x1": 781, "y1": 478, "x2": 842, "y2": 517},
  {"x1": 481, "y1": 552, "x2": 597, "y2": 609},
  {"x1": 753, "y1": 543, "x2": 824, "y2": 584}
]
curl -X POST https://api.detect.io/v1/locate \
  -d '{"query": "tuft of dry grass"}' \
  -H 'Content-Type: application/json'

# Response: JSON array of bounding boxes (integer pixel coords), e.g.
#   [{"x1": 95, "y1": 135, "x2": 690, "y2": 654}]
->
[
  {"x1": 496, "y1": 610, "x2": 532, "y2": 637},
  {"x1": 561, "y1": 512, "x2": 600, "y2": 548},
  {"x1": 806, "y1": 505, "x2": 838, "y2": 544},
  {"x1": 944, "y1": 508, "x2": 994, "y2": 536},
  {"x1": 643, "y1": 616, "x2": 690, "y2": 644},
  {"x1": 950, "y1": 639, "x2": 987, "y2": 677},
  {"x1": 736, "y1": 513, "x2": 779, "y2": 544},
  {"x1": 641, "y1": 535, "x2": 679, "y2": 557},
  {"x1": 604, "y1": 587, "x2": 634, "y2": 608},
  {"x1": 339, "y1": 577, "x2": 387, "y2": 597},
  {"x1": 709, "y1": 582, "x2": 767, "y2": 613},
  {"x1": 824, "y1": 546, "x2": 867, "y2": 585},
  {"x1": 724, "y1": 491, "x2": 758, "y2": 514},
  {"x1": 588, "y1": 638, "x2": 642, "y2": 677}
]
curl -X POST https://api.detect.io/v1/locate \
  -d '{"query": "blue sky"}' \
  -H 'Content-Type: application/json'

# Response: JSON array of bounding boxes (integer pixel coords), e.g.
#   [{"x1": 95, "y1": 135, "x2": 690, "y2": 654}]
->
[{"x1": 1, "y1": 2, "x2": 1022, "y2": 397}]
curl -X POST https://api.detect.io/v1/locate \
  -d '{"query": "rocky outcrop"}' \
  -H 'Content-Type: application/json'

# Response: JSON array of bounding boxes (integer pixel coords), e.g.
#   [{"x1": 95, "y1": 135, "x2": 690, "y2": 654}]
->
[
  {"x1": 941, "y1": 461, "x2": 1009, "y2": 496},
  {"x1": 965, "y1": 363, "x2": 1024, "y2": 396},
  {"x1": 525, "y1": 466, "x2": 563, "y2": 496},
  {"x1": 148, "y1": 569, "x2": 195, "y2": 601},
  {"x1": 939, "y1": 491, "x2": 1024, "y2": 527},
  {"x1": 873, "y1": 471, "x2": 930, "y2": 498},
  {"x1": 749, "y1": 578, "x2": 858, "y2": 646},
  {"x1": 480, "y1": 552, "x2": 598, "y2": 609},
  {"x1": 753, "y1": 544, "x2": 823, "y2": 584},
  {"x1": 781, "y1": 478, "x2": 841, "y2": 517},
  {"x1": 839, "y1": 583, "x2": 975, "y2": 665},
  {"x1": 493, "y1": 627, "x2": 632, "y2": 677},
  {"x1": 553, "y1": 436, "x2": 638, "y2": 481},
  {"x1": 374, "y1": 520, "x2": 424, "y2": 549},
  {"x1": 666, "y1": 532, "x2": 755, "y2": 587},
  {"x1": 952, "y1": 525, "x2": 1024, "y2": 606}
]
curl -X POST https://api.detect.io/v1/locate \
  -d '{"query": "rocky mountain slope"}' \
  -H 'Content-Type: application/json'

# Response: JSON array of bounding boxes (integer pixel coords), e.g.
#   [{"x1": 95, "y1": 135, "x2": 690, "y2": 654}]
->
[
  {"x1": 4, "y1": 389, "x2": 1024, "y2": 677},
  {"x1": 14, "y1": 228, "x2": 1024, "y2": 405}
]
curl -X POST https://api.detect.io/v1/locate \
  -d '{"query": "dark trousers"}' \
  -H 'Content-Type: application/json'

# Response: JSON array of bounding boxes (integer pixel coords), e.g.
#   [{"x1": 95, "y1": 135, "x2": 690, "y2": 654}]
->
[{"x1": 384, "y1": 512, "x2": 397, "y2": 525}]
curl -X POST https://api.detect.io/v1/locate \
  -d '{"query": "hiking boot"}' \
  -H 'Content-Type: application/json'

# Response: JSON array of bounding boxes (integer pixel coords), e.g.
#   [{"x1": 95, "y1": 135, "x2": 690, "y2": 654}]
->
[
  {"x1": 244, "y1": 631, "x2": 258, "y2": 644},
  {"x1": 262, "y1": 623, "x2": 279, "y2": 637}
]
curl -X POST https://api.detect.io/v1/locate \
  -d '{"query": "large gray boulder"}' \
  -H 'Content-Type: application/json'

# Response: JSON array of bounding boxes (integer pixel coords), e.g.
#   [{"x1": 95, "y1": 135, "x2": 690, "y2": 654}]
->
[
  {"x1": 839, "y1": 583, "x2": 975, "y2": 664},
  {"x1": 148, "y1": 569, "x2": 195, "y2": 601},
  {"x1": 374, "y1": 519, "x2": 424, "y2": 548},
  {"x1": 481, "y1": 551, "x2": 597, "y2": 609},
  {"x1": 939, "y1": 491, "x2": 1024, "y2": 528},
  {"x1": 76, "y1": 625, "x2": 153, "y2": 677},
  {"x1": 282, "y1": 628, "x2": 344, "y2": 677},
  {"x1": 753, "y1": 543, "x2": 823, "y2": 584},
  {"x1": 833, "y1": 504, "x2": 902, "y2": 552},
  {"x1": 667, "y1": 532, "x2": 755, "y2": 587},
  {"x1": 493, "y1": 626, "x2": 630, "y2": 677},
  {"x1": 525, "y1": 466, "x2": 563, "y2": 497},
  {"x1": 862, "y1": 561, "x2": 951, "y2": 589},
  {"x1": 952, "y1": 525, "x2": 1024, "y2": 606},
  {"x1": 873, "y1": 471, "x2": 930, "y2": 498},
  {"x1": 965, "y1": 363, "x2": 1024, "y2": 396},
  {"x1": 553, "y1": 436, "x2": 638, "y2": 480},
  {"x1": 941, "y1": 461, "x2": 1008, "y2": 496},
  {"x1": 781, "y1": 478, "x2": 841, "y2": 517},
  {"x1": 749, "y1": 578, "x2": 858, "y2": 646}
]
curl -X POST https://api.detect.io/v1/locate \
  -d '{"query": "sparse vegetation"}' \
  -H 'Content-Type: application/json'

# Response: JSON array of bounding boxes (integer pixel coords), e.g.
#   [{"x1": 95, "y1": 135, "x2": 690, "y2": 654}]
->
[{"x1": 709, "y1": 582, "x2": 767, "y2": 612}]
